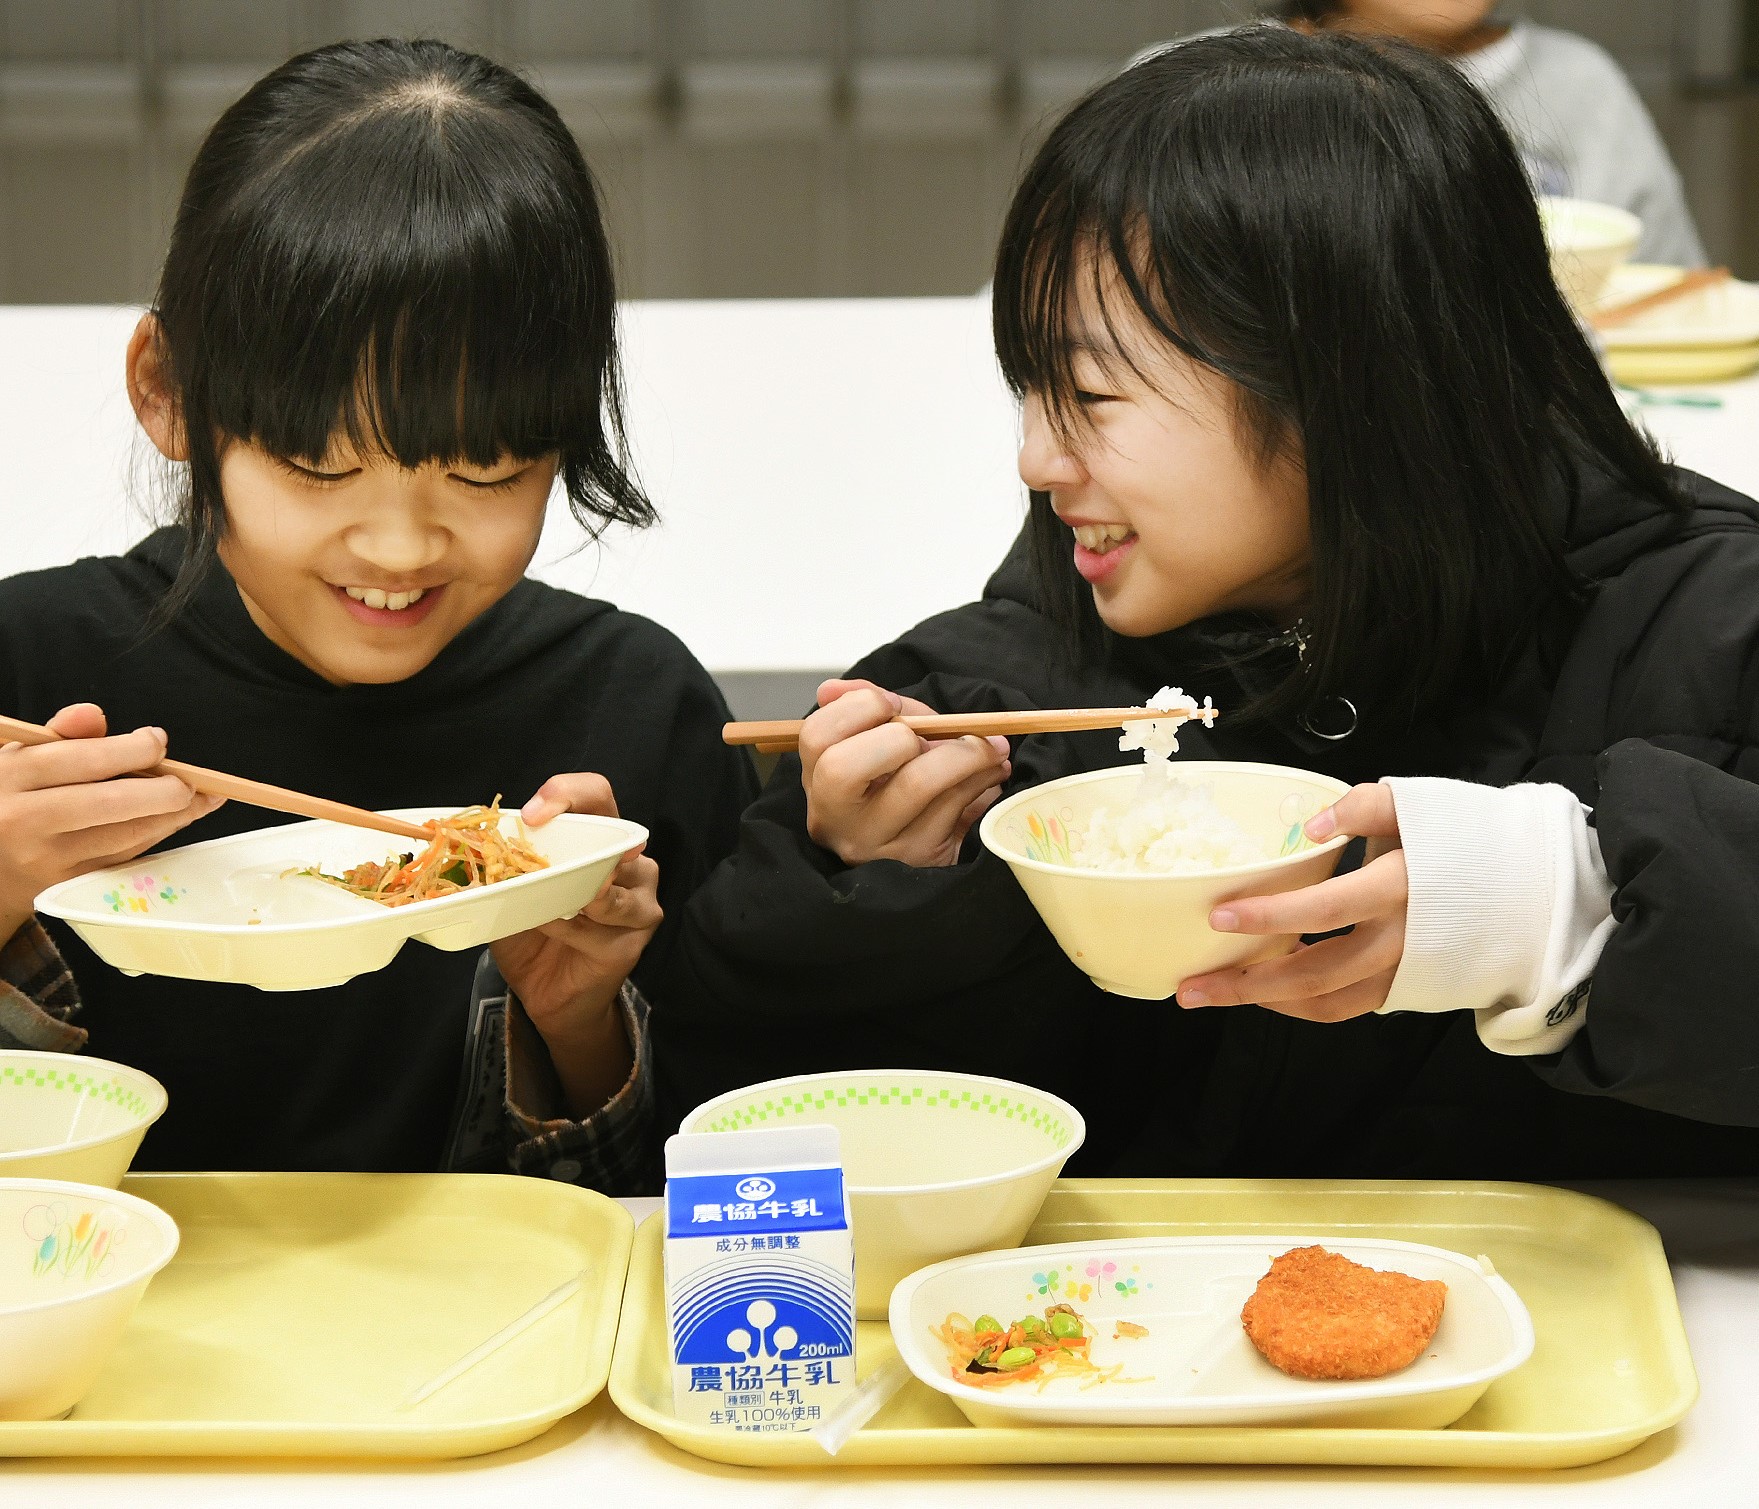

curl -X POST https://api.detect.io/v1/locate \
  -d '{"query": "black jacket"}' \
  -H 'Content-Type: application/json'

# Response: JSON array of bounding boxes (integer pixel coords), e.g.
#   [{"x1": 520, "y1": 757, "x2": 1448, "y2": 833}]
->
[
  {"x1": 0, "y1": 530, "x2": 758, "y2": 1171},
  {"x1": 655, "y1": 466, "x2": 1759, "y2": 1180}
]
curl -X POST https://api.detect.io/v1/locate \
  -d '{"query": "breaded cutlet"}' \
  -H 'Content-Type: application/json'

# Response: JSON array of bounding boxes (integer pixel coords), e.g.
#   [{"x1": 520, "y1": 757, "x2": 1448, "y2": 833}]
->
[{"x1": 1240, "y1": 1245, "x2": 1447, "y2": 1381}]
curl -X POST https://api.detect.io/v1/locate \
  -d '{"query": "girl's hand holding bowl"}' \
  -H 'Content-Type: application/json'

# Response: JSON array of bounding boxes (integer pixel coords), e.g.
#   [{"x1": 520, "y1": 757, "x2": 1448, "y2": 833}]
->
[
  {"x1": 491, "y1": 772, "x2": 661, "y2": 1115},
  {"x1": 1178, "y1": 783, "x2": 1408, "y2": 1023},
  {"x1": 0, "y1": 703, "x2": 222, "y2": 944},
  {"x1": 801, "y1": 678, "x2": 1010, "y2": 868}
]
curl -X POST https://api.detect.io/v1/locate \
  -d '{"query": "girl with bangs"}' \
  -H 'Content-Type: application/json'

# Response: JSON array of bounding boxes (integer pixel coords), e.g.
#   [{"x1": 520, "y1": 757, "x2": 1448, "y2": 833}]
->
[
  {"x1": 0, "y1": 39, "x2": 755, "y2": 1185},
  {"x1": 658, "y1": 28, "x2": 1759, "y2": 1180}
]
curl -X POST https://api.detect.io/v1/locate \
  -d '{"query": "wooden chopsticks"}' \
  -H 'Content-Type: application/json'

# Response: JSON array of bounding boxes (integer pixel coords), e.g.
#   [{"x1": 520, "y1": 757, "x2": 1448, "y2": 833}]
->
[
  {"x1": 724, "y1": 705, "x2": 1210, "y2": 756},
  {"x1": 1591, "y1": 266, "x2": 1732, "y2": 330},
  {"x1": 0, "y1": 713, "x2": 432, "y2": 843}
]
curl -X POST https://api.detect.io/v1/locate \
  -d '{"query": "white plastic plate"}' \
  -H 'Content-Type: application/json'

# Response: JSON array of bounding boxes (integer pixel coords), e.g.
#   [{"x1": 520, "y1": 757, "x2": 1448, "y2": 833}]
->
[
  {"x1": 889, "y1": 1235, "x2": 1534, "y2": 1430},
  {"x1": 35, "y1": 808, "x2": 647, "y2": 991},
  {"x1": 1594, "y1": 263, "x2": 1759, "y2": 348}
]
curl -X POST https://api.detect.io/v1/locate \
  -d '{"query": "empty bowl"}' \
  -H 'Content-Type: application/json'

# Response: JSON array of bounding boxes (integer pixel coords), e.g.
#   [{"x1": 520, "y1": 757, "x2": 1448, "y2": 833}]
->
[
  {"x1": 0, "y1": 1051, "x2": 167, "y2": 1187},
  {"x1": 979, "y1": 761, "x2": 1353, "y2": 1000},
  {"x1": 1539, "y1": 196, "x2": 1642, "y2": 311},
  {"x1": 680, "y1": 1070, "x2": 1084, "y2": 1318},
  {"x1": 0, "y1": 1177, "x2": 179, "y2": 1418}
]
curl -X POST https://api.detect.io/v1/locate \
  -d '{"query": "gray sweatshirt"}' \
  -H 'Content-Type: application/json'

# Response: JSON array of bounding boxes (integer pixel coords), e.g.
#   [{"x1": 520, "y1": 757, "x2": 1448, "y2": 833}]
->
[
  {"x1": 1139, "y1": 21, "x2": 1707, "y2": 268},
  {"x1": 1457, "y1": 21, "x2": 1706, "y2": 266}
]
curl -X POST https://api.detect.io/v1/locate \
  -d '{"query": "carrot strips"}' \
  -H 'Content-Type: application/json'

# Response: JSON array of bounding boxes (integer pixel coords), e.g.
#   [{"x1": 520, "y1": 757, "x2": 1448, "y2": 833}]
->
[{"x1": 297, "y1": 798, "x2": 549, "y2": 906}]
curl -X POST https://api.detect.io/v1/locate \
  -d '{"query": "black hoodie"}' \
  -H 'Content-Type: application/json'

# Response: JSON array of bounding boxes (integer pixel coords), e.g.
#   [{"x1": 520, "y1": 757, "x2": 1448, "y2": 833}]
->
[
  {"x1": 0, "y1": 529, "x2": 757, "y2": 1171},
  {"x1": 656, "y1": 466, "x2": 1759, "y2": 1180}
]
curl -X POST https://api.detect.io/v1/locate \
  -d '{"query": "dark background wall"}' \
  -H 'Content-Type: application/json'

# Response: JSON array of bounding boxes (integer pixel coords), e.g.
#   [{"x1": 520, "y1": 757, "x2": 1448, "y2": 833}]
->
[{"x1": 1, "y1": 0, "x2": 1754, "y2": 303}]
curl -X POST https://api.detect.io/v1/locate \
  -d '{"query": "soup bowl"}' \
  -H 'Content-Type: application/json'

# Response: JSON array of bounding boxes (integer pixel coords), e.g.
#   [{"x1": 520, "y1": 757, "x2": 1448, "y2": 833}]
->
[
  {"x1": 0, "y1": 1177, "x2": 179, "y2": 1419},
  {"x1": 1540, "y1": 196, "x2": 1642, "y2": 310},
  {"x1": 0, "y1": 1052, "x2": 166, "y2": 1187},
  {"x1": 682, "y1": 1070, "x2": 1084, "y2": 1318}
]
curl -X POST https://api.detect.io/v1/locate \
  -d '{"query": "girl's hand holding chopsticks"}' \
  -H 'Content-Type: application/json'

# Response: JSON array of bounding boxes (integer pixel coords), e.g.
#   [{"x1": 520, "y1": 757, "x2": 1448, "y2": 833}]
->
[
  {"x1": 799, "y1": 679, "x2": 1012, "y2": 870},
  {"x1": 0, "y1": 703, "x2": 224, "y2": 945}
]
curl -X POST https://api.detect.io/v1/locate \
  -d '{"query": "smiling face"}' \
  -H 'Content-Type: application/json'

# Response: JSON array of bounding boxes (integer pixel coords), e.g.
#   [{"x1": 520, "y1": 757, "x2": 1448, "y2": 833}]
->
[
  {"x1": 1015, "y1": 271, "x2": 1312, "y2": 640},
  {"x1": 214, "y1": 441, "x2": 557, "y2": 685},
  {"x1": 127, "y1": 313, "x2": 557, "y2": 686}
]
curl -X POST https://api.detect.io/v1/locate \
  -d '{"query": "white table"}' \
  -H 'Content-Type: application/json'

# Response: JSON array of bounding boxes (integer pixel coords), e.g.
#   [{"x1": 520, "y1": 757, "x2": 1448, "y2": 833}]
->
[
  {"x1": 5, "y1": 1182, "x2": 1755, "y2": 1506},
  {"x1": 5, "y1": 303, "x2": 1753, "y2": 718}
]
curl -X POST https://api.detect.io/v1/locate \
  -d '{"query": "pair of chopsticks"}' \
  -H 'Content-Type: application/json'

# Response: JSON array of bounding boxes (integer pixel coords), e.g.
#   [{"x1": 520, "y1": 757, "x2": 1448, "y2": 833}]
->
[
  {"x1": 724, "y1": 706, "x2": 1207, "y2": 756},
  {"x1": 0, "y1": 712, "x2": 430, "y2": 843},
  {"x1": 1591, "y1": 265, "x2": 1731, "y2": 330}
]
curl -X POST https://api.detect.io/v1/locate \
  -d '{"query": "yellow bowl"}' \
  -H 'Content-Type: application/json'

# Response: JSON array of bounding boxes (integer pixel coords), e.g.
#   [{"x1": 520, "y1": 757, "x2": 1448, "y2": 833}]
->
[
  {"x1": 681, "y1": 1070, "x2": 1084, "y2": 1318},
  {"x1": 0, "y1": 1052, "x2": 167, "y2": 1188},
  {"x1": 979, "y1": 762, "x2": 1353, "y2": 1000},
  {"x1": 0, "y1": 1177, "x2": 179, "y2": 1419},
  {"x1": 1540, "y1": 196, "x2": 1642, "y2": 311}
]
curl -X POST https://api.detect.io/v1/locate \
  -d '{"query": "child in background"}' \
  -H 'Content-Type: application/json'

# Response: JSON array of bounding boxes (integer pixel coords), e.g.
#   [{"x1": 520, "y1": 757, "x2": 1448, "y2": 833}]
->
[
  {"x1": 0, "y1": 39, "x2": 755, "y2": 1187},
  {"x1": 1273, "y1": 1, "x2": 1706, "y2": 264},
  {"x1": 652, "y1": 29, "x2": 1759, "y2": 1182}
]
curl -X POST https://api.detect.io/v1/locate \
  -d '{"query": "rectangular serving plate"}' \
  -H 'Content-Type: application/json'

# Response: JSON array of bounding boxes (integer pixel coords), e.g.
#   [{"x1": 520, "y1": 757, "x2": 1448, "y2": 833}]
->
[
  {"x1": 0, "y1": 1172, "x2": 633, "y2": 1458},
  {"x1": 608, "y1": 1178, "x2": 1697, "y2": 1469}
]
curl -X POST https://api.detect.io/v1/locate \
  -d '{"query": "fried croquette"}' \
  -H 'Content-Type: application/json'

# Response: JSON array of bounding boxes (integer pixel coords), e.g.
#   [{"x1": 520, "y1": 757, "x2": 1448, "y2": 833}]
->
[{"x1": 1240, "y1": 1245, "x2": 1447, "y2": 1381}]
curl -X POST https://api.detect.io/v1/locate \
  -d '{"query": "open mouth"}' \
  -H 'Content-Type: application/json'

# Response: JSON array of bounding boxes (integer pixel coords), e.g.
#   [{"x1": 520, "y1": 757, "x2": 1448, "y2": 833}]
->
[
  {"x1": 1069, "y1": 523, "x2": 1138, "y2": 585},
  {"x1": 1071, "y1": 524, "x2": 1135, "y2": 555},
  {"x1": 331, "y1": 582, "x2": 446, "y2": 626},
  {"x1": 342, "y1": 585, "x2": 426, "y2": 611}
]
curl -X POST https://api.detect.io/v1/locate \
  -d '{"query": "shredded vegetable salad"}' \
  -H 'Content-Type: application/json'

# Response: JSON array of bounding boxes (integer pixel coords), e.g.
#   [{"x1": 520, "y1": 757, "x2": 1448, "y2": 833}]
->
[
  {"x1": 296, "y1": 800, "x2": 549, "y2": 907},
  {"x1": 933, "y1": 1305, "x2": 1151, "y2": 1390}
]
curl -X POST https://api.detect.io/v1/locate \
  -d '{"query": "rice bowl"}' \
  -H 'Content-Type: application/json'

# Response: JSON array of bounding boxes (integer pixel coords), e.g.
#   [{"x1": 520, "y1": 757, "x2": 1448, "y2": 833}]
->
[{"x1": 980, "y1": 762, "x2": 1353, "y2": 999}]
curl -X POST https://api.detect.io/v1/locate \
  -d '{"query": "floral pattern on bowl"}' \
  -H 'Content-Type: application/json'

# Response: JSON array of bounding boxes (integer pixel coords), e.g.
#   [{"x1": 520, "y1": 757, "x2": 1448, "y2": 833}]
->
[
  {"x1": 1004, "y1": 786, "x2": 1327, "y2": 870},
  {"x1": 23, "y1": 1202, "x2": 127, "y2": 1282}
]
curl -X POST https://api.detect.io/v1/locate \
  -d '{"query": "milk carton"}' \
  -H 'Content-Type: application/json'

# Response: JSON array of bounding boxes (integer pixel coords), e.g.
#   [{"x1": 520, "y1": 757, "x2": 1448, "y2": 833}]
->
[{"x1": 664, "y1": 1125, "x2": 857, "y2": 1432}]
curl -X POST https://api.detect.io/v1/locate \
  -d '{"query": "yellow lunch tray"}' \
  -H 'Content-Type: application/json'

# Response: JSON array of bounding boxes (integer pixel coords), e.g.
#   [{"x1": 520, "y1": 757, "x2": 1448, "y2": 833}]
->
[
  {"x1": 609, "y1": 1178, "x2": 1696, "y2": 1469},
  {"x1": 0, "y1": 1171, "x2": 633, "y2": 1458},
  {"x1": 1607, "y1": 343, "x2": 1759, "y2": 386}
]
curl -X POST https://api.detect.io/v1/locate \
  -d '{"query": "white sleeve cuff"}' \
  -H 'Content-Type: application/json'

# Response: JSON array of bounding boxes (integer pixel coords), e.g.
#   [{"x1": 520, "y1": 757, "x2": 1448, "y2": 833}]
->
[{"x1": 1378, "y1": 777, "x2": 1616, "y2": 1056}]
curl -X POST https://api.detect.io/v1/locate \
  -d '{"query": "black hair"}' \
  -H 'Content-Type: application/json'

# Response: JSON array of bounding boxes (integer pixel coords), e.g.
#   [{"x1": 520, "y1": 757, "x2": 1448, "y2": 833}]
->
[
  {"x1": 149, "y1": 37, "x2": 650, "y2": 616},
  {"x1": 992, "y1": 26, "x2": 1681, "y2": 728}
]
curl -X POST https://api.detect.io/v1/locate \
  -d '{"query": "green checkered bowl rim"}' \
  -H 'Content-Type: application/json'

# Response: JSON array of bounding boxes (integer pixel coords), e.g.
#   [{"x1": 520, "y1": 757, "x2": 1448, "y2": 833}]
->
[
  {"x1": 0, "y1": 1051, "x2": 168, "y2": 1163},
  {"x1": 680, "y1": 1070, "x2": 1086, "y2": 1196}
]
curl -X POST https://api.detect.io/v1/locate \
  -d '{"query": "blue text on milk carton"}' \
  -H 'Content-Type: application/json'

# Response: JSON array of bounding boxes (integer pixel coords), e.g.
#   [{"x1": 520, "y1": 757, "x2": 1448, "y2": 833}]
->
[{"x1": 665, "y1": 1127, "x2": 856, "y2": 1432}]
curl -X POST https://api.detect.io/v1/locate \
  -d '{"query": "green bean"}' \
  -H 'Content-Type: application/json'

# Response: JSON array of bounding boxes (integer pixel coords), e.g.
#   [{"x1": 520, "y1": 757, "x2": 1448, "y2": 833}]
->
[
  {"x1": 972, "y1": 1315, "x2": 1001, "y2": 1334},
  {"x1": 996, "y1": 1346, "x2": 1037, "y2": 1370},
  {"x1": 1049, "y1": 1311, "x2": 1083, "y2": 1341}
]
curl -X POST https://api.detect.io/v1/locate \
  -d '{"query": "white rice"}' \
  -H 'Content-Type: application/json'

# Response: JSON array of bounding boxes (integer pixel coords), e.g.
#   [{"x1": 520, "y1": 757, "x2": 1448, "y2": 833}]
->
[
  {"x1": 1068, "y1": 687, "x2": 1266, "y2": 874},
  {"x1": 1117, "y1": 685, "x2": 1214, "y2": 761}
]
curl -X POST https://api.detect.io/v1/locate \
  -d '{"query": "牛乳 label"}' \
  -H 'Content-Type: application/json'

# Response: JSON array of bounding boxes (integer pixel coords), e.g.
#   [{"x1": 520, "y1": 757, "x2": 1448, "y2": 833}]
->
[{"x1": 664, "y1": 1125, "x2": 856, "y2": 1432}]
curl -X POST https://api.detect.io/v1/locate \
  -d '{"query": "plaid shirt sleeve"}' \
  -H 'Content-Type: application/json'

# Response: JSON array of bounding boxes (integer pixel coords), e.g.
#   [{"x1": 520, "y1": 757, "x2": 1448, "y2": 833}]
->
[
  {"x1": 503, "y1": 978, "x2": 661, "y2": 1194},
  {"x1": 0, "y1": 920, "x2": 85, "y2": 1053},
  {"x1": 444, "y1": 953, "x2": 659, "y2": 1194}
]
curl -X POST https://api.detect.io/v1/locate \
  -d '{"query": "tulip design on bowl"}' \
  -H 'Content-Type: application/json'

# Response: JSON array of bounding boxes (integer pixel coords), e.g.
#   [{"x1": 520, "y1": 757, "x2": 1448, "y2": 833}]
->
[{"x1": 24, "y1": 1202, "x2": 125, "y2": 1282}]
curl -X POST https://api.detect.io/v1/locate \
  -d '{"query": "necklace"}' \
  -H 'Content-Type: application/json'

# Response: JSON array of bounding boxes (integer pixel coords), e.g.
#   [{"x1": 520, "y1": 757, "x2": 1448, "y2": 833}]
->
[{"x1": 1271, "y1": 620, "x2": 1359, "y2": 741}]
